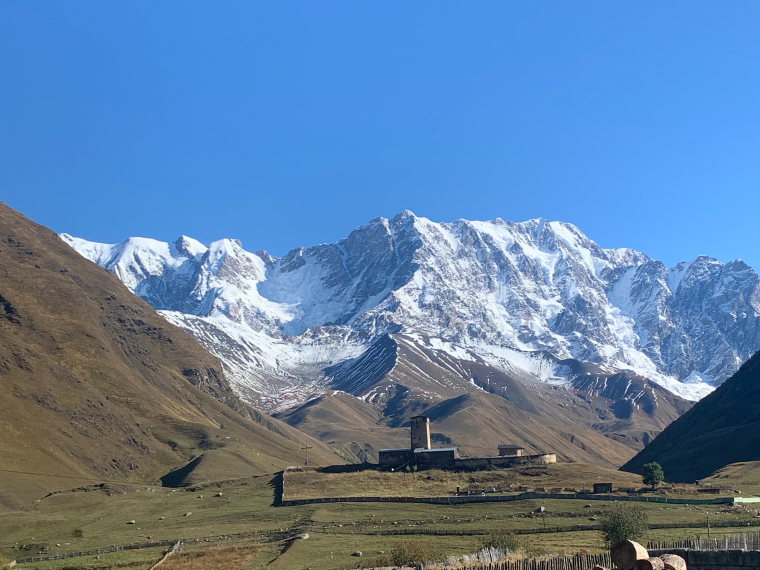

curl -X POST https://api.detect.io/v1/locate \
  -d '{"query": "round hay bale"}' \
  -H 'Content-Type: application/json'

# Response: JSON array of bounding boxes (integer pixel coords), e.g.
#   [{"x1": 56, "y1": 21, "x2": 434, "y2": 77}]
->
[
  {"x1": 659, "y1": 554, "x2": 686, "y2": 570},
  {"x1": 634, "y1": 558, "x2": 665, "y2": 570},
  {"x1": 611, "y1": 540, "x2": 649, "y2": 570}
]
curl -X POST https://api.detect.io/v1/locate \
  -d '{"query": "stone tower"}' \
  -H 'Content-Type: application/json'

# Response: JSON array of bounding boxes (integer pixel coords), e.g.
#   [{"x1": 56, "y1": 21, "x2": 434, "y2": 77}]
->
[{"x1": 410, "y1": 415, "x2": 431, "y2": 450}]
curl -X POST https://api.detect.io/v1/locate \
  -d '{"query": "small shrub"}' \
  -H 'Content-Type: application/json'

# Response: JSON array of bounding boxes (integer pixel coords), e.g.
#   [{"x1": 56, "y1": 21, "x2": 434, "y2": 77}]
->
[
  {"x1": 73, "y1": 528, "x2": 84, "y2": 538},
  {"x1": 389, "y1": 540, "x2": 444, "y2": 566},
  {"x1": 524, "y1": 543, "x2": 546, "y2": 557},
  {"x1": 599, "y1": 503, "x2": 648, "y2": 546},
  {"x1": 479, "y1": 530, "x2": 520, "y2": 552}
]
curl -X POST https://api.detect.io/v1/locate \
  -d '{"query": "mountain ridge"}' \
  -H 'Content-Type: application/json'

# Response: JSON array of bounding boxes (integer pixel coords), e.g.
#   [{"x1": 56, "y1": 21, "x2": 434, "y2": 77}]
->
[{"x1": 61, "y1": 211, "x2": 760, "y2": 410}]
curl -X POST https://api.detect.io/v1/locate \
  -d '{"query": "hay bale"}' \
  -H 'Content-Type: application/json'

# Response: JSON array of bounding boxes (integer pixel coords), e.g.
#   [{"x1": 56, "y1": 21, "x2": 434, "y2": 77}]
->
[
  {"x1": 611, "y1": 540, "x2": 649, "y2": 570},
  {"x1": 634, "y1": 558, "x2": 664, "y2": 570},
  {"x1": 659, "y1": 554, "x2": 686, "y2": 570}
]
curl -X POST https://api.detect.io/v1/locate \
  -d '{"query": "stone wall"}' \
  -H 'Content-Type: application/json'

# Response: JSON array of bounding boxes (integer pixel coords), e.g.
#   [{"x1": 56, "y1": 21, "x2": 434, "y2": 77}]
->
[
  {"x1": 455, "y1": 453, "x2": 556, "y2": 470},
  {"x1": 650, "y1": 548, "x2": 760, "y2": 569}
]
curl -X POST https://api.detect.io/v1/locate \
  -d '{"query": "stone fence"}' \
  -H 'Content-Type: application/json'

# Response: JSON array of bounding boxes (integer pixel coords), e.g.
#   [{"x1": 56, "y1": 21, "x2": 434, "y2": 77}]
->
[
  {"x1": 649, "y1": 548, "x2": 760, "y2": 569},
  {"x1": 280, "y1": 490, "x2": 736, "y2": 507}
]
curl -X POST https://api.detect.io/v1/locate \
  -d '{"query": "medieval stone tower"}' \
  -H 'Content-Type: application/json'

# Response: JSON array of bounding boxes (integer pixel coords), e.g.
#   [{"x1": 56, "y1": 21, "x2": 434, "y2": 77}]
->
[{"x1": 410, "y1": 415, "x2": 431, "y2": 450}]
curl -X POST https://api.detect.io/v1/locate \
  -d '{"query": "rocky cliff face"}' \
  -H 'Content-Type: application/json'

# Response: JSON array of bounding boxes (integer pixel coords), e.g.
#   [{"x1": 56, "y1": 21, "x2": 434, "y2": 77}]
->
[{"x1": 62, "y1": 211, "x2": 760, "y2": 411}]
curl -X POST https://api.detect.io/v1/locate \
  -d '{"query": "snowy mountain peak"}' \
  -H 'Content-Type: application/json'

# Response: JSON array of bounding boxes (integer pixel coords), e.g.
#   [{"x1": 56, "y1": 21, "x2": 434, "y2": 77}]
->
[
  {"x1": 173, "y1": 235, "x2": 207, "y2": 258},
  {"x1": 62, "y1": 214, "x2": 760, "y2": 407}
]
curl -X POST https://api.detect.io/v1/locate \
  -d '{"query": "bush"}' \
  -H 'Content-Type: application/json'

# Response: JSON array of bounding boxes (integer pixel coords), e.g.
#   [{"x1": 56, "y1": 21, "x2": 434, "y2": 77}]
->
[
  {"x1": 642, "y1": 462, "x2": 665, "y2": 488},
  {"x1": 73, "y1": 528, "x2": 84, "y2": 538},
  {"x1": 479, "y1": 530, "x2": 521, "y2": 552},
  {"x1": 389, "y1": 540, "x2": 444, "y2": 566},
  {"x1": 524, "y1": 543, "x2": 546, "y2": 557},
  {"x1": 599, "y1": 503, "x2": 648, "y2": 546}
]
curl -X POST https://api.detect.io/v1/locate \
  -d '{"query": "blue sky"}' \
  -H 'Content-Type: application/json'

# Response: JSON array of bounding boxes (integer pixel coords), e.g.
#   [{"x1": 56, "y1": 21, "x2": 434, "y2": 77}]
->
[{"x1": 2, "y1": 1, "x2": 759, "y2": 267}]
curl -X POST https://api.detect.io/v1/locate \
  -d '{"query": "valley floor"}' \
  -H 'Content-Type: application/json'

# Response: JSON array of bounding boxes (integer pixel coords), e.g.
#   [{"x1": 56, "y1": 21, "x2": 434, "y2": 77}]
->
[{"x1": 3, "y1": 462, "x2": 760, "y2": 570}]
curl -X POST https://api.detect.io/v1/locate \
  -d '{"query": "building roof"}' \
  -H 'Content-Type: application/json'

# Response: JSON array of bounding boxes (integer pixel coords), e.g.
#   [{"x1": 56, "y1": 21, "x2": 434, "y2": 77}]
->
[
  {"x1": 413, "y1": 447, "x2": 458, "y2": 454},
  {"x1": 379, "y1": 448, "x2": 413, "y2": 453}
]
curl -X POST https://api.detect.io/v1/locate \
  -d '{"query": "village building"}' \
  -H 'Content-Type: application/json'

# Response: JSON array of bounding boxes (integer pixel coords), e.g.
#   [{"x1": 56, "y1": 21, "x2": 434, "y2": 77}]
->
[
  {"x1": 498, "y1": 444, "x2": 525, "y2": 457},
  {"x1": 378, "y1": 415, "x2": 556, "y2": 471}
]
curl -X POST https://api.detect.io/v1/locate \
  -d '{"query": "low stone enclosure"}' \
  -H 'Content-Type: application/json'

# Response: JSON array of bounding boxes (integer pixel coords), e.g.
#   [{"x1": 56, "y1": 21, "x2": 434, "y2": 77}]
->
[
  {"x1": 446, "y1": 548, "x2": 760, "y2": 570},
  {"x1": 609, "y1": 539, "x2": 760, "y2": 570},
  {"x1": 648, "y1": 548, "x2": 760, "y2": 569}
]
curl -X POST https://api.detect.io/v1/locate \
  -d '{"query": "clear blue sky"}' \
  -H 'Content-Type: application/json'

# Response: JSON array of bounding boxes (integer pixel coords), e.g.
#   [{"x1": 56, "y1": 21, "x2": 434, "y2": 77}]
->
[{"x1": 2, "y1": 1, "x2": 759, "y2": 268}]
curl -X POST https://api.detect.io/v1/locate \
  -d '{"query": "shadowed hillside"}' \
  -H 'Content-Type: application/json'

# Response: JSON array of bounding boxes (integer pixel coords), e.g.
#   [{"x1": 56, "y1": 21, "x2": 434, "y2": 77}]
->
[
  {"x1": 623, "y1": 350, "x2": 760, "y2": 482},
  {"x1": 0, "y1": 203, "x2": 341, "y2": 504}
]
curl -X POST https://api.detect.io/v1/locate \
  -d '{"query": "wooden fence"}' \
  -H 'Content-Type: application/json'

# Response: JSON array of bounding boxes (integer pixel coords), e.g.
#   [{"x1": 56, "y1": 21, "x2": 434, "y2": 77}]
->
[
  {"x1": 420, "y1": 552, "x2": 613, "y2": 570},
  {"x1": 316, "y1": 519, "x2": 760, "y2": 538},
  {"x1": 12, "y1": 528, "x2": 298, "y2": 565},
  {"x1": 13, "y1": 539, "x2": 179, "y2": 564},
  {"x1": 648, "y1": 530, "x2": 760, "y2": 551}
]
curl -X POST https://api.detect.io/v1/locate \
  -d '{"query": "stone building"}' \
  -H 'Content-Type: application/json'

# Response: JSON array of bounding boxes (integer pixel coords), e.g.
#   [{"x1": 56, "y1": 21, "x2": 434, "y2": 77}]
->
[
  {"x1": 379, "y1": 415, "x2": 459, "y2": 469},
  {"x1": 498, "y1": 444, "x2": 525, "y2": 457},
  {"x1": 378, "y1": 416, "x2": 555, "y2": 471},
  {"x1": 410, "y1": 415, "x2": 432, "y2": 450}
]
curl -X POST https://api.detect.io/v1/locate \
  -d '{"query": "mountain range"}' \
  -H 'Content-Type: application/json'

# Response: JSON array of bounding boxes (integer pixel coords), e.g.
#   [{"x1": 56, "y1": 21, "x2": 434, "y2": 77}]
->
[{"x1": 61, "y1": 211, "x2": 760, "y2": 465}]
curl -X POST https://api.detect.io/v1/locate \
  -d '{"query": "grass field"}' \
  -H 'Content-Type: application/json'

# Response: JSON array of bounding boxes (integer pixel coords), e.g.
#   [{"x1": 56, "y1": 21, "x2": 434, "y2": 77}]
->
[
  {"x1": 702, "y1": 461, "x2": 760, "y2": 495},
  {"x1": 284, "y1": 463, "x2": 645, "y2": 500},
  {"x1": 3, "y1": 462, "x2": 760, "y2": 570}
]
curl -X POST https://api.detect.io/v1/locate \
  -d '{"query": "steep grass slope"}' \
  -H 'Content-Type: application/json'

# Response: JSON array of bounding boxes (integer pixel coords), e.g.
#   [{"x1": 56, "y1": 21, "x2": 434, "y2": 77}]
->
[
  {"x1": 623, "y1": 350, "x2": 760, "y2": 481},
  {"x1": 0, "y1": 203, "x2": 340, "y2": 503}
]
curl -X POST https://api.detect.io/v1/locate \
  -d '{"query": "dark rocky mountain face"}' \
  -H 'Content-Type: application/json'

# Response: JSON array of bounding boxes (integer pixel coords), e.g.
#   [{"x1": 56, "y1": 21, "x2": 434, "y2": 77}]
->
[
  {"x1": 0, "y1": 203, "x2": 340, "y2": 504},
  {"x1": 622, "y1": 349, "x2": 760, "y2": 481},
  {"x1": 61, "y1": 211, "x2": 760, "y2": 466}
]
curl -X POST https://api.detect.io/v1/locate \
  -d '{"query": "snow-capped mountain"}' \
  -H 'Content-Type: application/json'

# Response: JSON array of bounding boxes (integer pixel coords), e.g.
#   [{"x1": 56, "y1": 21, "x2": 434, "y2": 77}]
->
[{"x1": 61, "y1": 211, "x2": 760, "y2": 411}]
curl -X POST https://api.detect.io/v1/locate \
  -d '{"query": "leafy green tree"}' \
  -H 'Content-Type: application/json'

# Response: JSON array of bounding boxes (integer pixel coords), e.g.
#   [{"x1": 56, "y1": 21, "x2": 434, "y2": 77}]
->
[
  {"x1": 642, "y1": 462, "x2": 665, "y2": 488},
  {"x1": 599, "y1": 503, "x2": 648, "y2": 546}
]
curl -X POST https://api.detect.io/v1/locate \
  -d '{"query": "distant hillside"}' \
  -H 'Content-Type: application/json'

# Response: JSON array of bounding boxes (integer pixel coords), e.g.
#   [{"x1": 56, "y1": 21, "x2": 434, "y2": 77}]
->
[
  {"x1": 0, "y1": 203, "x2": 341, "y2": 504},
  {"x1": 623, "y1": 350, "x2": 760, "y2": 482}
]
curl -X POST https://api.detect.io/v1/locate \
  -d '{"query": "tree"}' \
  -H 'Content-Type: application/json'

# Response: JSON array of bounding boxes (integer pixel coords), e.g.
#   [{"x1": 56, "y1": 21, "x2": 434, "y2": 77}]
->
[
  {"x1": 599, "y1": 503, "x2": 648, "y2": 546},
  {"x1": 642, "y1": 462, "x2": 665, "y2": 488}
]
